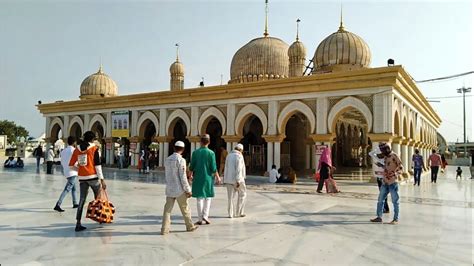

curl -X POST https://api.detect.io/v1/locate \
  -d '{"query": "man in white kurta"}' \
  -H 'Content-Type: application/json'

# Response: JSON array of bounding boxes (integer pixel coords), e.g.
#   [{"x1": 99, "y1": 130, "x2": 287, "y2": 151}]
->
[
  {"x1": 223, "y1": 143, "x2": 247, "y2": 218},
  {"x1": 161, "y1": 141, "x2": 198, "y2": 234}
]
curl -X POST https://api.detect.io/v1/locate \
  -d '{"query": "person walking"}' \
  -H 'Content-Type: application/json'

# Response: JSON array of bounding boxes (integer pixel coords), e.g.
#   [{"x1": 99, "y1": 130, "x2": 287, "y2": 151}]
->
[
  {"x1": 45, "y1": 146, "x2": 55, "y2": 174},
  {"x1": 33, "y1": 144, "x2": 43, "y2": 169},
  {"x1": 223, "y1": 144, "x2": 247, "y2": 218},
  {"x1": 117, "y1": 145, "x2": 124, "y2": 169},
  {"x1": 440, "y1": 154, "x2": 447, "y2": 173},
  {"x1": 428, "y1": 149, "x2": 442, "y2": 183},
  {"x1": 371, "y1": 143, "x2": 403, "y2": 225},
  {"x1": 369, "y1": 146, "x2": 389, "y2": 213},
  {"x1": 53, "y1": 136, "x2": 79, "y2": 212},
  {"x1": 316, "y1": 147, "x2": 334, "y2": 193},
  {"x1": 189, "y1": 134, "x2": 221, "y2": 225},
  {"x1": 69, "y1": 131, "x2": 107, "y2": 232},
  {"x1": 161, "y1": 141, "x2": 198, "y2": 235},
  {"x1": 412, "y1": 149, "x2": 425, "y2": 186}
]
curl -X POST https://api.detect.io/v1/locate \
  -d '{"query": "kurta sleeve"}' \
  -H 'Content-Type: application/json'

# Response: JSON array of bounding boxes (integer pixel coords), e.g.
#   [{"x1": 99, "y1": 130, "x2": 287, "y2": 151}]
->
[
  {"x1": 236, "y1": 155, "x2": 246, "y2": 182},
  {"x1": 210, "y1": 151, "x2": 217, "y2": 173},
  {"x1": 178, "y1": 158, "x2": 191, "y2": 193},
  {"x1": 189, "y1": 150, "x2": 196, "y2": 172}
]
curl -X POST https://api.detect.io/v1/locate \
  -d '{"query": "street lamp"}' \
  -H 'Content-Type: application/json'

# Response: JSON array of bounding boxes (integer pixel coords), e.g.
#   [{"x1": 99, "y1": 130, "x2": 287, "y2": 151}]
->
[{"x1": 457, "y1": 86, "x2": 471, "y2": 156}]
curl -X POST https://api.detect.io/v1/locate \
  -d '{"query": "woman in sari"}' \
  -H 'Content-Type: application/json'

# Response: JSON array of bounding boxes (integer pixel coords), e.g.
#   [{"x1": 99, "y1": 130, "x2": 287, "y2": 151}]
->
[{"x1": 316, "y1": 147, "x2": 338, "y2": 193}]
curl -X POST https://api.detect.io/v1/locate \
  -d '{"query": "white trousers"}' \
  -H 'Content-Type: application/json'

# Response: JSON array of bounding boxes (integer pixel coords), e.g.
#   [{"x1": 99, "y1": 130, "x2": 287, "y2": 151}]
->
[
  {"x1": 196, "y1": 198, "x2": 212, "y2": 221},
  {"x1": 225, "y1": 183, "x2": 247, "y2": 218}
]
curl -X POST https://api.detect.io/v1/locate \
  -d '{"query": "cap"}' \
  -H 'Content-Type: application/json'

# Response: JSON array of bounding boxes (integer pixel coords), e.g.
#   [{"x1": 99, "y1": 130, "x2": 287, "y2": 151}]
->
[
  {"x1": 175, "y1": 141, "x2": 185, "y2": 148},
  {"x1": 235, "y1": 143, "x2": 244, "y2": 150},
  {"x1": 378, "y1": 142, "x2": 391, "y2": 151},
  {"x1": 201, "y1": 134, "x2": 210, "y2": 139}
]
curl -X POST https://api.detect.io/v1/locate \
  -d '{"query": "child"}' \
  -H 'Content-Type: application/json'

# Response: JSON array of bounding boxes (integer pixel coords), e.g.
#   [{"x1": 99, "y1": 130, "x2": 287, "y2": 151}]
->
[
  {"x1": 268, "y1": 164, "x2": 280, "y2": 183},
  {"x1": 456, "y1": 167, "x2": 462, "y2": 179}
]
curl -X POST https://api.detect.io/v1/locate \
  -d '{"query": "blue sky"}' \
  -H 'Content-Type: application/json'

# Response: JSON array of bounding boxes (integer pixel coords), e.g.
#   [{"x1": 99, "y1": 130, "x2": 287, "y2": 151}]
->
[{"x1": 0, "y1": 0, "x2": 472, "y2": 142}]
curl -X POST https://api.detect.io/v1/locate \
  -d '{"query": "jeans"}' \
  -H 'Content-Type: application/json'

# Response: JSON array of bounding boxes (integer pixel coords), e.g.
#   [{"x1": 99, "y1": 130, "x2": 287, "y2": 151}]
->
[
  {"x1": 431, "y1": 166, "x2": 439, "y2": 183},
  {"x1": 376, "y1": 182, "x2": 399, "y2": 221},
  {"x1": 161, "y1": 193, "x2": 194, "y2": 234},
  {"x1": 56, "y1": 176, "x2": 78, "y2": 206},
  {"x1": 76, "y1": 179, "x2": 101, "y2": 222},
  {"x1": 413, "y1": 168, "x2": 422, "y2": 186},
  {"x1": 377, "y1": 178, "x2": 389, "y2": 212},
  {"x1": 36, "y1": 157, "x2": 41, "y2": 168},
  {"x1": 118, "y1": 156, "x2": 124, "y2": 169}
]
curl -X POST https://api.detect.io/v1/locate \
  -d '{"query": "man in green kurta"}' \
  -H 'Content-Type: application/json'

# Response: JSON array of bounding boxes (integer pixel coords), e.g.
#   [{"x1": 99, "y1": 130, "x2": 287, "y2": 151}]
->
[{"x1": 189, "y1": 134, "x2": 221, "y2": 225}]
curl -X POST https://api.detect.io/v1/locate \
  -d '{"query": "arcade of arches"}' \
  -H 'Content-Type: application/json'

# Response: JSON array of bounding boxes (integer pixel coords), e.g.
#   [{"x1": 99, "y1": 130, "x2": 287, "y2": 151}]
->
[{"x1": 42, "y1": 94, "x2": 440, "y2": 177}]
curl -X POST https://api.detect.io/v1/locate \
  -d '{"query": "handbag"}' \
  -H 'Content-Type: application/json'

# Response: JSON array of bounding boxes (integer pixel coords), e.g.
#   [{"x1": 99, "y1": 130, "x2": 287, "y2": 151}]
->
[
  {"x1": 314, "y1": 172, "x2": 320, "y2": 182},
  {"x1": 86, "y1": 188, "x2": 115, "y2": 224}
]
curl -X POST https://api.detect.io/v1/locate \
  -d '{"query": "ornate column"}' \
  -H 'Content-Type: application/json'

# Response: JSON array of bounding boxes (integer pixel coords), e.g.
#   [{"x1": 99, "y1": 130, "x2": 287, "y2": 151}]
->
[
  {"x1": 401, "y1": 139, "x2": 409, "y2": 173},
  {"x1": 104, "y1": 137, "x2": 114, "y2": 165},
  {"x1": 222, "y1": 135, "x2": 242, "y2": 151},
  {"x1": 63, "y1": 116, "x2": 70, "y2": 138},
  {"x1": 83, "y1": 114, "x2": 90, "y2": 132},
  {"x1": 155, "y1": 136, "x2": 172, "y2": 165},
  {"x1": 186, "y1": 136, "x2": 201, "y2": 158},
  {"x1": 129, "y1": 136, "x2": 143, "y2": 167},
  {"x1": 391, "y1": 136, "x2": 403, "y2": 157},
  {"x1": 158, "y1": 109, "x2": 168, "y2": 167}
]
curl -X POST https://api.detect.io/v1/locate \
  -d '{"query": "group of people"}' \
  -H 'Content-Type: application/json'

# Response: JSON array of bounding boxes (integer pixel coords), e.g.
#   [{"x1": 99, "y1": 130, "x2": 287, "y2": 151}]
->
[
  {"x1": 3, "y1": 156, "x2": 24, "y2": 168},
  {"x1": 51, "y1": 132, "x2": 107, "y2": 232},
  {"x1": 161, "y1": 134, "x2": 247, "y2": 234}
]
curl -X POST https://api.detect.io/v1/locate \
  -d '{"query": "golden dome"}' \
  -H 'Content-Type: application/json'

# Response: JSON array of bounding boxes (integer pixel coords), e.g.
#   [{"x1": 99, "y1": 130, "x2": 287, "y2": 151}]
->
[
  {"x1": 288, "y1": 40, "x2": 306, "y2": 58},
  {"x1": 80, "y1": 66, "x2": 118, "y2": 99},
  {"x1": 170, "y1": 60, "x2": 184, "y2": 75},
  {"x1": 312, "y1": 23, "x2": 371, "y2": 73},
  {"x1": 229, "y1": 36, "x2": 289, "y2": 84}
]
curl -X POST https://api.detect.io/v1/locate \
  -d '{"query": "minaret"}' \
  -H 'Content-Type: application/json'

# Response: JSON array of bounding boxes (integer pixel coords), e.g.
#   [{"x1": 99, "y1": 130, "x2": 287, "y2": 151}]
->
[
  {"x1": 170, "y1": 43, "x2": 184, "y2": 91},
  {"x1": 288, "y1": 19, "x2": 306, "y2": 77}
]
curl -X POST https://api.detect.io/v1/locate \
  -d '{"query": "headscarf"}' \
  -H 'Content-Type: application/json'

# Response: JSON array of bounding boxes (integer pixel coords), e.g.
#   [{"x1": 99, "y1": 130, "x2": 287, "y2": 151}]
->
[{"x1": 318, "y1": 147, "x2": 332, "y2": 170}]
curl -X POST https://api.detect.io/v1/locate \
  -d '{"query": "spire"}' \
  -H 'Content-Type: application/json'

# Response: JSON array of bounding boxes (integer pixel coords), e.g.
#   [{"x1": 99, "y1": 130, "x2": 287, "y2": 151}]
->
[
  {"x1": 296, "y1": 18, "x2": 301, "y2": 41},
  {"x1": 175, "y1": 43, "x2": 180, "y2": 62},
  {"x1": 264, "y1": 0, "x2": 269, "y2": 37},
  {"x1": 338, "y1": 4, "x2": 345, "y2": 32},
  {"x1": 97, "y1": 57, "x2": 103, "y2": 73}
]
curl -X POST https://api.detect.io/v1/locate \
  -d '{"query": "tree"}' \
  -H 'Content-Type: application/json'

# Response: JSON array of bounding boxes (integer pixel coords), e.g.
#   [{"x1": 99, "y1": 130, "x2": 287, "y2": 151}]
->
[{"x1": 0, "y1": 120, "x2": 30, "y2": 144}]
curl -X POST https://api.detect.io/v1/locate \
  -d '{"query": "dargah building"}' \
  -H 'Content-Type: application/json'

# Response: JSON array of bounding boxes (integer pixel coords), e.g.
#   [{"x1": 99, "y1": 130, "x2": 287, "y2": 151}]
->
[{"x1": 36, "y1": 8, "x2": 441, "y2": 176}]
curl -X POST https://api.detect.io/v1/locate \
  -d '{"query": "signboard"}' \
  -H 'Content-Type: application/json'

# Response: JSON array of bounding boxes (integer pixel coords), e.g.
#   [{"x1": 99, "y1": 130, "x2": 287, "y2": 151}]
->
[
  {"x1": 315, "y1": 145, "x2": 328, "y2": 155},
  {"x1": 112, "y1": 111, "x2": 130, "y2": 138},
  {"x1": 16, "y1": 143, "x2": 26, "y2": 158}
]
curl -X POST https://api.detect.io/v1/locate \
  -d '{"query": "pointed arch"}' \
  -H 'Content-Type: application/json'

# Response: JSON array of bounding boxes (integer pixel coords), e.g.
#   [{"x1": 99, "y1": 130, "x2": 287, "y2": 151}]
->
[
  {"x1": 49, "y1": 117, "x2": 63, "y2": 138},
  {"x1": 277, "y1": 100, "x2": 315, "y2": 134},
  {"x1": 69, "y1": 116, "x2": 84, "y2": 136},
  {"x1": 327, "y1": 97, "x2": 372, "y2": 133},
  {"x1": 198, "y1": 107, "x2": 227, "y2": 135},
  {"x1": 89, "y1": 114, "x2": 107, "y2": 133},
  {"x1": 235, "y1": 104, "x2": 268, "y2": 136},
  {"x1": 137, "y1": 111, "x2": 159, "y2": 136},
  {"x1": 166, "y1": 109, "x2": 191, "y2": 136}
]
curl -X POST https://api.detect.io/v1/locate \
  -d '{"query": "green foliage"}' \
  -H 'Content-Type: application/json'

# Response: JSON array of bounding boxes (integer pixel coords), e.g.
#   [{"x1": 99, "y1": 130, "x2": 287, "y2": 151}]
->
[{"x1": 0, "y1": 120, "x2": 30, "y2": 144}]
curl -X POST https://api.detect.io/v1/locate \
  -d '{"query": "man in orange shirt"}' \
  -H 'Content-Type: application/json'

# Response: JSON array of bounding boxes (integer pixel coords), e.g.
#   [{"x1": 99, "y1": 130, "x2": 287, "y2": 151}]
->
[
  {"x1": 69, "y1": 131, "x2": 107, "y2": 232},
  {"x1": 428, "y1": 149, "x2": 442, "y2": 183}
]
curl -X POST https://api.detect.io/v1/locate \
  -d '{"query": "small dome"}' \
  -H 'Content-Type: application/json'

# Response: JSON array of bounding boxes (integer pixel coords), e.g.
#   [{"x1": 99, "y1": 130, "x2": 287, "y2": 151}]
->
[
  {"x1": 80, "y1": 66, "x2": 118, "y2": 99},
  {"x1": 312, "y1": 23, "x2": 371, "y2": 73},
  {"x1": 229, "y1": 36, "x2": 289, "y2": 84},
  {"x1": 288, "y1": 40, "x2": 306, "y2": 58},
  {"x1": 170, "y1": 60, "x2": 184, "y2": 75}
]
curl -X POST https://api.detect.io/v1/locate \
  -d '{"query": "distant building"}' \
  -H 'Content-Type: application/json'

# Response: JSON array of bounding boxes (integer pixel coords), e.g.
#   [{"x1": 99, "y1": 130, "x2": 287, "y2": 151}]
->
[{"x1": 36, "y1": 5, "x2": 441, "y2": 174}]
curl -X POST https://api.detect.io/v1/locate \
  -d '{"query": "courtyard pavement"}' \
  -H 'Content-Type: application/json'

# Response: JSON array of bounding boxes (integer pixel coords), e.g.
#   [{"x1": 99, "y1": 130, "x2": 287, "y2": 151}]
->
[{"x1": 0, "y1": 161, "x2": 472, "y2": 265}]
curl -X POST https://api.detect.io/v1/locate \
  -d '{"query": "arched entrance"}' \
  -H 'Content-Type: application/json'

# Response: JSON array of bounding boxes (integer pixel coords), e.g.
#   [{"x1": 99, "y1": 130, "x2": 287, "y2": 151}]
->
[
  {"x1": 282, "y1": 113, "x2": 311, "y2": 172},
  {"x1": 204, "y1": 117, "x2": 224, "y2": 170},
  {"x1": 333, "y1": 108, "x2": 369, "y2": 167},
  {"x1": 239, "y1": 115, "x2": 267, "y2": 174},
  {"x1": 138, "y1": 119, "x2": 157, "y2": 169},
  {"x1": 168, "y1": 118, "x2": 191, "y2": 162},
  {"x1": 70, "y1": 122, "x2": 82, "y2": 139}
]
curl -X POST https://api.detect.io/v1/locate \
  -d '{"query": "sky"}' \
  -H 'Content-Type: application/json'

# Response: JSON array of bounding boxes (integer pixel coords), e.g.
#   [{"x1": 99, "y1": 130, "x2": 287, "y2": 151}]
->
[{"x1": 0, "y1": 0, "x2": 472, "y2": 142}]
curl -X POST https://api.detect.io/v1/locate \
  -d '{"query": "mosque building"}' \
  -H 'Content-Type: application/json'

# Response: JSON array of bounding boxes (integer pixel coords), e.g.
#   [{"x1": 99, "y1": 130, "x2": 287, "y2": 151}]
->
[{"x1": 36, "y1": 4, "x2": 441, "y2": 176}]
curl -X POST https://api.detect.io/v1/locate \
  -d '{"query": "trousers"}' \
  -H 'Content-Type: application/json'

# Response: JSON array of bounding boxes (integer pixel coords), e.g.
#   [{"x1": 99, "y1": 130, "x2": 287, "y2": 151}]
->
[
  {"x1": 377, "y1": 178, "x2": 389, "y2": 212},
  {"x1": 225, "y1": 183, "x2": 247, "y2": 218},
  {"x1": 196, "y1": 198, "x2": 212, "y2": 221},
  {"x1": 56, "y1": 176, "x2": 78, "y2": 206},
  {"x1": 76, "y1": 179, "x2": 101, "y2": 221},
  {"x1": 431, "y1": 166, "x2": 439, "y2": 183},
  {"x1": 161, "y1": 193, "x2": 194, "y2": 233}
]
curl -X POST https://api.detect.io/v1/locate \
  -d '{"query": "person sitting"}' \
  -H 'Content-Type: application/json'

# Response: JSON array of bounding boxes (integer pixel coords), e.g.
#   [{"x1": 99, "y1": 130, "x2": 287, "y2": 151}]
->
[
  {"x1": 456, "y1": 167, "x2": 462, "y2": 179},
  {"x1": 4, "y1": 157, "x2": 17, "y2": 168},
  {"x1": 268, "y1": 164, "x2": 280, "y2": 183},
  {"x1": 276, "y1": 167, "x2": 296, "y2": 184},
  {"x1": 16, "y1": 157, "x2": 24, "y2": 168}
]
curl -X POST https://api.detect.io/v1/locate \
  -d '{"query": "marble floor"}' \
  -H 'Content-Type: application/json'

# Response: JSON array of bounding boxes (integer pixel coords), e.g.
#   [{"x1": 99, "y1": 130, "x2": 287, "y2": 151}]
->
[{"x1": 0, "y1": 162, "x2": 472, "y2": 265}]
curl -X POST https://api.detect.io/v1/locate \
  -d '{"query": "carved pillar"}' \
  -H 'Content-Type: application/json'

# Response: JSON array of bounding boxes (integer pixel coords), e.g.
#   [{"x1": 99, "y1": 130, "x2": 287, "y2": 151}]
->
[
  {"x1": 263, "y1": 134, "x2": 286, "y2": 171},
  {"x1": 105, "y1": 137, "x2": 114, "y2": 165}
]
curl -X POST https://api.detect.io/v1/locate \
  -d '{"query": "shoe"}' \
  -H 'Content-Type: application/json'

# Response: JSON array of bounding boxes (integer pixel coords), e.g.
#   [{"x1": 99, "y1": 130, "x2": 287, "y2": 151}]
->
[
  {"x1": 239, "y1": 214, "x2": 246, "y2": 218},
  {"x1": 194, "y1": 221, "x2": 203, "y2": 225},
  {"x1": 187, "y1": 226, "x2": 198, "y2": 232},
  {"x1": 370, "y1": 217, "x2": 382, "y2": 223},
  {"x1": 73, "y1": 204, "x2": 79, "y2": 208},
  {"x1": 161, "y1": 231, "x2": 169, "y2": 235},
  {"x1": 228, "y1": 215, "x2": 233, "y2": 219},
  {"x1": 316, "y1": 190, "x2": 322, "y2": 193},
  {"x1": 383, "y1": 210, "x2": 390, "y2": 214},
  {"x1": 388, "y1": 220, "x2": 398, "y2": 225},
  {"x1": 203, "y1": 218, "x2": 211, "y2": 224},
  {"x1": 54, "y1": 205, "x2": 65, "y2": 212},
  {"x1": 75, "y1": 224, "x2": 87, "y2": 232}
]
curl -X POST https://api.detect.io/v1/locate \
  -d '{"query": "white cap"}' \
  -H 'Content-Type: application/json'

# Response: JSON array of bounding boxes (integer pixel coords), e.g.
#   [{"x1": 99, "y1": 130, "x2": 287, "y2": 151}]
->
[
  {"x1": 235, "y1": 143, "x2": 244, "y2": 151},
  {"x1": 175, "y1": 141, "x2": 185, "y2": 148}
]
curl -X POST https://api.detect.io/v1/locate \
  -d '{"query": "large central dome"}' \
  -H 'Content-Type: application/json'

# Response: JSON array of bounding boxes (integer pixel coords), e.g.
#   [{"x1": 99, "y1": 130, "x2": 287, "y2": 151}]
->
[{"x1": 229, "y1": 36, "x2": 289, "y2": 84}]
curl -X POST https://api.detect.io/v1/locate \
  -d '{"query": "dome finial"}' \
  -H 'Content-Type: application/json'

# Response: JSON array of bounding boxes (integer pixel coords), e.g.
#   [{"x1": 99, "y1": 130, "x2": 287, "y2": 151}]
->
[
  {"x1": 98, "y1": 58, "x2": 103, "y2": 74},
  {"x1": 296, "y1": 18, "x2": 301, "y2": 41},
  {"x1": 175, "y1": 43, "x2": 180, "y2": 61},
  {"x1": 264, "y1": 0, "x2": 269, "y2": 37},
  {"x1": 338, "y1": 4, "x2": 345, "y2": 32}
]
